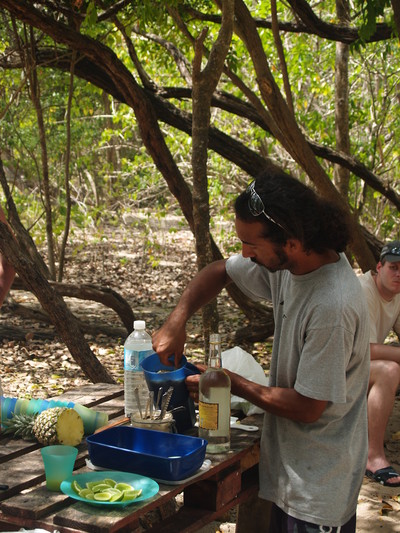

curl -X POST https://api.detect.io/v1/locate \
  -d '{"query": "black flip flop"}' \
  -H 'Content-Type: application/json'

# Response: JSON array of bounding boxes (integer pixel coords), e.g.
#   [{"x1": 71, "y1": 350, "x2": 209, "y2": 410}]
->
[{"x1": 365, "y1": 466, "x2": 400, "y2": 487}]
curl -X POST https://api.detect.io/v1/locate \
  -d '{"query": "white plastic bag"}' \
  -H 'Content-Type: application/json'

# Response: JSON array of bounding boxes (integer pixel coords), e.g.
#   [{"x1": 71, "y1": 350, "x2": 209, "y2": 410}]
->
[{"x1": 221, "y1": 346, "x2": 268, "y2": 415}]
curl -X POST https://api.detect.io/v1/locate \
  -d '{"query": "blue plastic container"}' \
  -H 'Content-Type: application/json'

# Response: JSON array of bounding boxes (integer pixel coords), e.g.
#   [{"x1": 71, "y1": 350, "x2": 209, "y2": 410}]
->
[
  {"x1": 140, "y1": 353, "x2": 200, "y2": 433},
  {"x1": 86, "y1": 426, "x2": 207, "y2": 482}
]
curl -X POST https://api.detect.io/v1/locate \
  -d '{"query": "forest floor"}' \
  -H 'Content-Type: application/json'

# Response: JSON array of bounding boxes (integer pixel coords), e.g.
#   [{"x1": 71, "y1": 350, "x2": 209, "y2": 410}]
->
[{"x1": 0, "y1": 212, "x2": 399, "y2": 531}]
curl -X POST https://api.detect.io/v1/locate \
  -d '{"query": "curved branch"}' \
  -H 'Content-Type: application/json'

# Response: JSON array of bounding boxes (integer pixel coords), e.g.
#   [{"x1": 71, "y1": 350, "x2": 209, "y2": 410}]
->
[
  {"x1": 184, "y1": 5, "x2": 394, "y2": 44},
  {"x1": 1, "y1": 46, "x2": 398, "y2": 210}
]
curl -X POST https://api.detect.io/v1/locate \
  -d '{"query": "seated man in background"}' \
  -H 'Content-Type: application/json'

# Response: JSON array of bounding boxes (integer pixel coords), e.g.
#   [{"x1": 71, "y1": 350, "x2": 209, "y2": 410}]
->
[{"x1": 359, "y1": 241, "x2": 400, "y2": 487}]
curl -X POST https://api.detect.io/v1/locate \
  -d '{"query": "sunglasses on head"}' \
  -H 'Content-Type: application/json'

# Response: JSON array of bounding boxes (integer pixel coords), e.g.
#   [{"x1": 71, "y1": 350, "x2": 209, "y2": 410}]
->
[
  {"x1": 247, "y1": 181, "x2": 286, "y2": 232},
  {"x1": 381, "y1": 246, "x2": 400, "y2": 258}
]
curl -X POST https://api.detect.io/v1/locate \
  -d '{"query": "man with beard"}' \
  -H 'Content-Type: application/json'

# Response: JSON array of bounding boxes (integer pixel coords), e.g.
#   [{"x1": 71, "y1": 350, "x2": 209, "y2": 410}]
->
[
  {"x1": 153, "y1": 169, "x2": 370, "y2": 532},
  {"x1": 359, "y1": 242, "x2": 400, "y2": 487}
]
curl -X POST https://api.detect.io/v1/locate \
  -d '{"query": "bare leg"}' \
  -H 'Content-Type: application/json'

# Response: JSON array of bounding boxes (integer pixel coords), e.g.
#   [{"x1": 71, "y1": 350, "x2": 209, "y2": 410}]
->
[{"x1": 366, "y1": 360, "x2": 400, "y2": 484}]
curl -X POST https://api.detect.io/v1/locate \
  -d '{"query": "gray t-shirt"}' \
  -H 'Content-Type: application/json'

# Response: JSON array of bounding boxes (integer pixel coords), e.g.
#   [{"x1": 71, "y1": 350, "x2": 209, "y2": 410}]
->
[{"x1": 226, "y1": 253, "x2": 370, "y2": 526}]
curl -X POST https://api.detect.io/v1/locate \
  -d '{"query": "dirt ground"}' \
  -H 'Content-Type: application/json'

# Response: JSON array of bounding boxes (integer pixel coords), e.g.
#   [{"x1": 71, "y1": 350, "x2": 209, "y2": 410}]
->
[
  {"x1": 356, "y1": 396, "x2": 400, "y2": 532},
  {"x1": 0, "y1": 215, "x2": 399, "y2": 531}
]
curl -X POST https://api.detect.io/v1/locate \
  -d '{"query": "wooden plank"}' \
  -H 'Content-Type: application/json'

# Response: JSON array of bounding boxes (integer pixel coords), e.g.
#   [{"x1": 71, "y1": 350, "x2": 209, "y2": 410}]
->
[
  {"x1": 236, "y1": 494, "x2": 272, "y2": 533},
  {"x1": 0, "y1": 447, "x2": 87, "y2": 502},
  {"x1": 240, "y1": 440, "x2": 260, "y2": 471},
  {"x1": 184, "y1": 463, "x2": 242, "y2": 511},
  {"x1": 52, "y1": 383, "x2": 123, "y2": 407},
  {"x1": 0, "y1": 385, "x2": 262, "y2": 533},
  {"x1": 147, "y1": 482, "x2": 259, "y2": 533},
  {"x1": 0, "y1": 486, "x2": 70, "y2": 519},
  {"x1": 0, "y1": 437, "x2": 40, "y2": 465},
  {"x1": 0, "y1": 385, "x2": 125, "y2": 464},
  {"x1": 53, "y1": 499, "x2": 141, "y2": 533},
  {"x1": 0, "y1": 400, "x2": 123, "y2": 465}
]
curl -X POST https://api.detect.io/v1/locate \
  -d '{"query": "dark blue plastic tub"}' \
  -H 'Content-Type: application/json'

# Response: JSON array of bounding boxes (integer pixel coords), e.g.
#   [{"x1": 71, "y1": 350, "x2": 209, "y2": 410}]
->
[{"x1": 86, "y1": 426, "x2": 207, "y2": 482}]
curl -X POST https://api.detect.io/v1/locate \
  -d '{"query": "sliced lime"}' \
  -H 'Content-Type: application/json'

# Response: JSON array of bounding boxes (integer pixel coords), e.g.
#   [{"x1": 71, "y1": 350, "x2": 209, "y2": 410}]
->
[
  {"x1": 115, "y1": 482, "x2": 133, "y2": 492},
  {"x1": 109, "y1": 491, "x2": 124, "y2": 502},
  {"x1": 94, "y1": 492, "x2": 112, "y2": 501},
  {"x1": 86, "y1": 480, "x2": 101, "y2": 490},
  {"x1": 102, "y1": 487, "x2": 121, "y2": 496},
  {"x1": 79, "y1": 488, "x2": 95, "y2": 500},
  {"x1": 71, "y1": 480, "x2": 83, "y2": 494},
  {"x1": 122, "y1": 488, "x2": 142, "y2": 501},
  {"x1": 91, "y1": 483, "x2": 113, "y2": 493},
  {"x1": 103, "y1": 478, "x2": 117, "y2": 487}
]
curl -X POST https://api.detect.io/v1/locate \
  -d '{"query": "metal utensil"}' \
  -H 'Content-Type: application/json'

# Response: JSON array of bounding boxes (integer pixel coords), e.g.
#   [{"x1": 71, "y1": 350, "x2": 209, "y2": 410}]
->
[
  {"x1": 156, "y1": 387, "x2": 163, "y2": 411},
  {"x1": 159, "y1": 386, "x2": 174, "y2": 420},
  {"x1": 134, "y1": 387, "x2": 143, "y2": 419},
  {"x1": 230, "y1": 416, "x2": 259, "y2": 432},
  {"x1": 149, "y1": 390, "x2": 154, "y2": 420},
  {"x1": 167, "y1": 405, "x2": 185, "y2": 416},
  {"x1": 144, "y1": 396, "x2": 150, "y2": 419}
]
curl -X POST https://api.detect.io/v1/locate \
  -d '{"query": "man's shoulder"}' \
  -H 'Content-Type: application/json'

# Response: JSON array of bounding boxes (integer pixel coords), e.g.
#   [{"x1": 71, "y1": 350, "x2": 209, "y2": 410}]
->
[{"x1": 358, "y1": 270, "x2": 374, "y2": 290}]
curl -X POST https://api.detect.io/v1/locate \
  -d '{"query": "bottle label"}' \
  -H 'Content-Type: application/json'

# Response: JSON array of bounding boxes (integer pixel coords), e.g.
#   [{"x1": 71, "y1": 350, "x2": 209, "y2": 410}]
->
[
  {"x1": 124, "y1": 348, "x2": 153, "y2": 371},
  {"x1": 198, "y1": 401, "x2": 219, "y2": 430}
]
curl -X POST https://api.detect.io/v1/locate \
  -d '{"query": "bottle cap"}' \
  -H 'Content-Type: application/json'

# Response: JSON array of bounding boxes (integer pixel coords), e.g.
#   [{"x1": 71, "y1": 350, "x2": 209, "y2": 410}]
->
[
  {"x1": 134, "y1": 320, "x2": 146, "y2": 330},
  {"x1": 209, "y1": 333, "x2": 221, "y2": 343}
]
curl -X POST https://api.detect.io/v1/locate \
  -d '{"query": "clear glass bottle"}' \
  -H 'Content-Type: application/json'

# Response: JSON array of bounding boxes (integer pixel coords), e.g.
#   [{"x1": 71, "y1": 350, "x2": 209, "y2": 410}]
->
[
  {"x1": 124, "y1": 320, "x2": 153, "y2": 419},
  {"x1": 198, "y1": 333, "x2": 231, "y2": 453}
]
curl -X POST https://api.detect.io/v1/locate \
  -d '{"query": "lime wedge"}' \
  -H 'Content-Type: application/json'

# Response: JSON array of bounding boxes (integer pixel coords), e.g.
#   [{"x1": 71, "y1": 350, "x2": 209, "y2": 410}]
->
[
  {"x1": 102, "y1": 487, "x2": 121, "y2": 496},
  {"x1": 122, "y1": 488, "x2": 143, "y2": 501},
  {"x1": 86, "y1": 480, "x2": 101, "y2": 490},
  {"x1": 71, "y1": 480, "x2": 83, "y2": 494},
  {"x1": 109, "y1": 491, "x2": 124, "y2": 502},
  {"x1": 94, "y1": 492, "x2": 112, "y2": 501},
  {"x1": 103, "y1": 478, "x2": 117, "y2": 487},
  {"x1": 78, "y1": 488, "x2": 95, "y2": 500},
  {"x1": 115, "y1": 482, "x2": 133, "y2": 492},
  {"x1": 92, "y1": 483, "x2": 113, "y2": 493}
]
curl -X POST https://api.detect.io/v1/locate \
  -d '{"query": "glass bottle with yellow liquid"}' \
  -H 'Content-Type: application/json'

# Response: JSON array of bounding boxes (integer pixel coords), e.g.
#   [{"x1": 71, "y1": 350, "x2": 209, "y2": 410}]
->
[{"x1": 198, "y1": 334, "x2": 231, "y2": 453}]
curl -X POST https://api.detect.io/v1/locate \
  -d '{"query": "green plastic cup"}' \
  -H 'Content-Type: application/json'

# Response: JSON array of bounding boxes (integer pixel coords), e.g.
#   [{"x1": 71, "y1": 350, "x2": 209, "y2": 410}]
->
[{"x1": 41, "y1": 445, "x2": 78, "y2": 491}]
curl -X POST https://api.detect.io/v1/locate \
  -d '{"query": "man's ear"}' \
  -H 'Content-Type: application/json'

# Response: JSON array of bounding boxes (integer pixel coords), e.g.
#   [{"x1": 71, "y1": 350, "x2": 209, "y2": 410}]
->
[
  {"x1": 283, "y1": 238, "x2": 302, "y2": 253},
  {"x1": 376, "y1": 261, "x2": 383, "y2": 274}
]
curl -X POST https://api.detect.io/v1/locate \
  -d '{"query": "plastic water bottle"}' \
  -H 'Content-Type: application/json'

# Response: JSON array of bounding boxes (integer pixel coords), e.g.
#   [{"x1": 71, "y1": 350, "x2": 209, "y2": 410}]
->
[{"x1": 124, "y1": 320, "x2": 154, "y2": 419}]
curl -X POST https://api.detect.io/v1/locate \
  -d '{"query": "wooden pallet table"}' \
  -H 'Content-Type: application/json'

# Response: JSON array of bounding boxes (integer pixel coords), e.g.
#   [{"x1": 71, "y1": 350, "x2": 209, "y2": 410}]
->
[{"x1": 0, "y1": 383, "x2": 262, "y2": 533}]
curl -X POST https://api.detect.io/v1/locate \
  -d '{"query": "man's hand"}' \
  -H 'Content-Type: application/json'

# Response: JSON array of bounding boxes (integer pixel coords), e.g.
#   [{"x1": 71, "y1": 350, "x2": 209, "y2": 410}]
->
[
  {"x1": 152, "y1": 318, "x2": 186, "y2": 367},
  {"x1": 185, "y1": 365, "x2": 206, "y2": 402}
]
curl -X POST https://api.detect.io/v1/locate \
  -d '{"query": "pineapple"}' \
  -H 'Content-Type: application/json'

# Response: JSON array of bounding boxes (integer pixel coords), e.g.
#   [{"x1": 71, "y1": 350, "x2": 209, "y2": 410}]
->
[{"x1": 4, "y1": 407, "x2": 84, "y2": 446}]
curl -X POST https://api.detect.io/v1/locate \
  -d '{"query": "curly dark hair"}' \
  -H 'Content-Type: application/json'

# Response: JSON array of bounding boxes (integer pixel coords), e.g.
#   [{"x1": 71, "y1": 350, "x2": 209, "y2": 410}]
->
[{"x1": 234, "y1": 169, "x2": 350, "y2": 253}]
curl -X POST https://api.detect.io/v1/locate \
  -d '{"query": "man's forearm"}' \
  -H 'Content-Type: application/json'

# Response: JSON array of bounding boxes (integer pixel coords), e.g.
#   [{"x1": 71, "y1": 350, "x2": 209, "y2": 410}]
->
[
  {"x1": 170, "y1": 259, "x2": 230, "y2": 324},
  {"x1": 227, "y1": 371, "x2": 327, "y2": 424},
  {"x1": 152, "y1": 259, "x2": 231, "y2": 364},
  {"x1": 370, "y1": 343, "x2": 400, "y2": 364}
]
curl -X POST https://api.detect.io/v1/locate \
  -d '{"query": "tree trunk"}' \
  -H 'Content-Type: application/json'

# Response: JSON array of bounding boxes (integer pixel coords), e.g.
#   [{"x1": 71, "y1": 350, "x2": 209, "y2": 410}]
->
[
  {"x1": 232, "y1": 0, "x2": 376, "y2": 271},
  {"x1": 0, "y1": 158, "x2": 51, "y2": 279},
  {"x1": 0, "y1": 220, "x2": 116, "y2": 384},
  {"x1": 334, "y1": 0, "x2": 351, "y2": 198},
  {"x1": 11, "y1": 276, "x2": 135, "y2": 332},
  {"x1": 58, "y1": 49, "x2": 76, "y2": 282},
  {"x1": 191, "y1": 0, "x2": 234, "y2": 347},
  {"x1": 24, "y1": 25, "x2": 56, "y2": 279}
]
